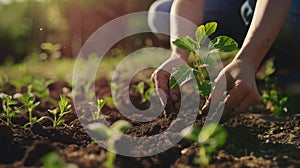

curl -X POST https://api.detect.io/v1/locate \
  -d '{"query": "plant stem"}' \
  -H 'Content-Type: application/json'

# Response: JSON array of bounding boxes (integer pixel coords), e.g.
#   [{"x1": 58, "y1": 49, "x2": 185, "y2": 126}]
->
[{"x1": 29, "y1": 108, "x2": 32, "y2": 125}]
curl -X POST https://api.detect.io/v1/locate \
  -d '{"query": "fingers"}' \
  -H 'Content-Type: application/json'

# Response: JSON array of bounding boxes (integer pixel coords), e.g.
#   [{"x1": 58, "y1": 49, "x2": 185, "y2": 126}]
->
[
  {"x1": 151, "y1": 69, "x2": 170, "y2": 106},
  {"x1": 202, "y1": 70, "x2": 228, "y2": 113},
  {"x1": 233, "y1": 89, "x2": 261, "y2": 113},
  {"x1": 203, "y1": 79, "x2": 261, "y2": 121},
  {"x1": 224, "y1": 80, "x2": 247, "y2": 108}
]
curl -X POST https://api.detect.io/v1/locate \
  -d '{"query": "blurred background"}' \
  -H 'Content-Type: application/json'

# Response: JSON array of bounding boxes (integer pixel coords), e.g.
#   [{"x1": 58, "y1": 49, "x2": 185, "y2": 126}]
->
[{"x1": 0, "y1": 0, "x2": 159, "y2": 64}]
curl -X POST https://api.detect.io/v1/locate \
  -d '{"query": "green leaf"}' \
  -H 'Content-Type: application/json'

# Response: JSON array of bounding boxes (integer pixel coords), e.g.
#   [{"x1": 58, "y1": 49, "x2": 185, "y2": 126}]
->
[
  {"x1": 195, "y1": 25, "x2": 206, "y2": 44},
  {"x1": 172, "y1": 36, "x2": 197, "y2": 52},
  {"x1": 169, "y1": 65, "x2": 195, "y2": 89},
  {"x1": 43, "y1": 152, "x2": 66, "y2": 168},
  {"x1": 205, "y1": 22, "x2": 218, "y2": 37},
  {"x1": 209, "y1": 36, "x2": 238, "y2": 52},
  {"x1": 265, "y1": 61, "x2": 275, "y2": 76},
  {"x1": 279, "y1": 97, "x2": 288, "y2": 106},
  {"x1": 198, "y1": 81, "x2": 213, "y2": 97},
  {"x1": 97, "y1": 98, "x2": 107, "y2": 111},
  {"x1": 49, "y1": 108, "x2": 58, "y2": 116},
  {"x1": 195, "y1": 22, "x2": 218, "y2": 44},
  {"x1": 198, "y1": 123, "x2": 227, "y2": 147},
  {"x1": 57, "y1": 120, "x2": 65, "y2": 126},
  {"x1": 181, "y1": 126, "x2": 201, "y2": 142},
  {"x1": 111, "y1": 120, "x2": 132, "y2": 134},
  {"x1": 273, "y1": 106, "x2": 282, "y2": 116}
]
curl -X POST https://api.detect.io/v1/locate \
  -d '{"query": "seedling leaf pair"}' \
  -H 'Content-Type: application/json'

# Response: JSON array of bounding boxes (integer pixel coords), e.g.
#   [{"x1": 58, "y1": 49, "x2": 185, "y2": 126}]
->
[{"x1": 195, "y1": 22, "x2": 217, "y2": 44}]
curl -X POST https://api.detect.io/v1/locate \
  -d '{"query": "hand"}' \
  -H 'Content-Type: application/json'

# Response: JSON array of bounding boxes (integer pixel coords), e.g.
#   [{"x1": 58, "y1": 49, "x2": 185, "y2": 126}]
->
[
  {"x1": 151, "y1": 55, "x2": 187, "y2": 106},
  {"x1": 202, "y1": 58, "x2": 261, "y2": 121}
]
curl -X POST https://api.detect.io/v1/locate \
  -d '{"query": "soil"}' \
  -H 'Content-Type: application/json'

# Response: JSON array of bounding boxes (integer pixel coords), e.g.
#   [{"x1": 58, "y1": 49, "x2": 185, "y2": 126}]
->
[{"x1": 0, "y1": 76, "x2": 299, "y2": 168}]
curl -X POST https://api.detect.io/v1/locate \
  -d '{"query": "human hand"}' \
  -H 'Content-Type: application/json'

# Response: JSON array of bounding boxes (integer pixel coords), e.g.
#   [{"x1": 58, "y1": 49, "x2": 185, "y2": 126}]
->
[
  {"x1": 202, "y1": 58, "x2": 261, "y2": 121},
  {"x1": 151, "y1": 55, "x2": 187, "y2": 106}
]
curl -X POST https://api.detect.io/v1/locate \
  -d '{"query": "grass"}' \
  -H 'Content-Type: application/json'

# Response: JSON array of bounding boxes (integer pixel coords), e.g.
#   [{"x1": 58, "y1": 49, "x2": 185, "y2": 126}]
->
[{"x1": 0, "y1": 53, "x2": 124, "y2": 89}]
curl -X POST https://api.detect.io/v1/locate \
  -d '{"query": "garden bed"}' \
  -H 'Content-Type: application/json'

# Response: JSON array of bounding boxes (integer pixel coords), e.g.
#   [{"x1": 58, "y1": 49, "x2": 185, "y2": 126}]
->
[{"x1": 0, "y1": 75, "x2": 299, "y2": 168}]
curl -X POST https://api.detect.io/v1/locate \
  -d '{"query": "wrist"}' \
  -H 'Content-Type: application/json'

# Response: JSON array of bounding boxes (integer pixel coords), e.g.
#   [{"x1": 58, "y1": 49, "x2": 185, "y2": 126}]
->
[{"x1": 234, "y1": 46, "x2": 264, "y2": 71}]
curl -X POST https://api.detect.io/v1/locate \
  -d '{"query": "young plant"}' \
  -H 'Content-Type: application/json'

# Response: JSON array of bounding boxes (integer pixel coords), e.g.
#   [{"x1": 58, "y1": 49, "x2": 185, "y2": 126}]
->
[
  {"x1": 43, "y1": 151, "x2": 77, "y2": 168},
  {"x1": 92, "y1": 98, "x2": 107, "y2": 120},
  {"x1": 262, "y1": 89, "x2": 289, "y2": 116},
  {"x1": 88, "y1": 97, "x2": 114, "y2": 120},
  {"x1": 133, "y1": 81, "x2": 155, "y2": 103},
  {"x1": 260, "y1": 61, "x2": 289, "y2": 116},
  {"x1": 39, "y1": 95, "x2": 71, "y2": 128},
  {"x1": 170, "y1": 22, "x2": 238, "y2": 102},
  {"x1": 87, "y1": 120, "x2": 132, "y2": 168},
  {"x1": 0, "y1": 93, "x2": 17, "y2": 125},
  {"x1": 31, "y1": 78, "x2": 53, "y2": 99},
  {"x1": 181, "y1": 123, "x2": 227, "y2": 166},
  {"x1": 17, "y1": 93, "x2": 40, "y2": 127}
]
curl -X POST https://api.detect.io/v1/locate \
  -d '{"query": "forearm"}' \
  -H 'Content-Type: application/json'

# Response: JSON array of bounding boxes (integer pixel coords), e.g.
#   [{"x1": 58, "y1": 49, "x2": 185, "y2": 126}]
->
[
  {"x1": 170, "y1": 0, "x2": 205, "y2": 60},
  {"x1": 235, "y1": 0, "x2": 292, "y2": 70}
]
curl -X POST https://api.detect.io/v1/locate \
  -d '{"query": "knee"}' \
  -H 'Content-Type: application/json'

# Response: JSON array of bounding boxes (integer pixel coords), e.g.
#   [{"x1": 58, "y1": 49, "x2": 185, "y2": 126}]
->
[{"x1": 148, "y1": 0, "x2": 173, "y2": 36}]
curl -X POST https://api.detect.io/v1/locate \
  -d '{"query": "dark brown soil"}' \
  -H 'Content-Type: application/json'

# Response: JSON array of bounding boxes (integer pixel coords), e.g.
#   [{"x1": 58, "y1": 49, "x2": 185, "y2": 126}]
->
[{"x1": 0, "y1": 77, "x2": 299, "y2": 168}]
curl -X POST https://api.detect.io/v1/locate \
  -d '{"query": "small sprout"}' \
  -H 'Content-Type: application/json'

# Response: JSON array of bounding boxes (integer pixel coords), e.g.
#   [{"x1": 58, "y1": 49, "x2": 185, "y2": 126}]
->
[
  {"x1": 260, "y1": 60, "x2": 291, "y2": 116},
  {"x1": 133, "y1": 81, "x2": 155, "y2": 103},
  {"x1": 91, "y1": 98, "x2": 107, "y2": 120},
  {"x1": 39, "y1": 95, "x2": 71, "y2": 128},
  {"x1": 181, "y1": 123, "x2": 227, "y2": 166},
  {"x1": 89, "y1": 97, "x2": 114, "y2": 120},
  {"x1": 87, "y1": 120, "x2": 132, "y2": 168},
  {"x1": 17, "y1": 93, "x2": 40, "y2": 128},
  {"x1": 31, "y1": 78, "x2": 53, "y2": 99},
  {"x1": 43, "y1": 152, "x2": 78, "y2": 168},
  {"x1": 262, "y1": 90, "x2": 289, "y2": 116},
  {"x1": 0, "y1": 93, "x2": 18, "y2": 125}
]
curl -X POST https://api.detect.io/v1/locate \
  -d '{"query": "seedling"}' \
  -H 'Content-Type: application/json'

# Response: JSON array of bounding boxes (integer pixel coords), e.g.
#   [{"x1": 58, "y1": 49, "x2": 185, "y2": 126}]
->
[
  {"x1": 87, "y1": 120, "x2": 132, "y2": 168},
  {"x1": 133, "y1": 81, "x2": 155, "y2": 103},
  {"x1": 181, "y1": 123, "x2": 227, "y2": 166},
  {"x1": 170, "y1": 22, "x2": 238, "y2": 101},
  {"x1": 260, "y1": 61, "x2": 289, "y2": 116},
  {"x1": 43, "y1": 151, "x2": 77, "y2": 168},
  {"x1": 262, "y1": 90, "x2": 289, "y2": 116},
  {"x1": 91, "y1": 98, "x2": 107, "y2": 120},
  {"x1": 0, "y1": 93, "x2": 17, "y2": 125},
  {"x1": 39, "y1": 95, "x2": 71, "y2": 128},
  {"x1": 31, "y1": 78, "x2": 53, "y2": 99},
  {"x1": 17, "y1": 93, "x2": 40, "y2": 127}
]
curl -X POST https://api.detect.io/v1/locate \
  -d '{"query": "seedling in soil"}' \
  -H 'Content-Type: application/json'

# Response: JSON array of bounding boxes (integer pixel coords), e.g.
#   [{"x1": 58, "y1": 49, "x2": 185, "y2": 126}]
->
[
  {"x1": 91, "y1": 98, "x2": 108, "y2": 120},
  {"x1": 43, "y1": 151, "x2": 77, "y2": 168},
  {"x1": 133, "y1": 81, "x2": 155, "y2": 103},
  {"x1": 0, "y1": 93, "x2": 17, "y2": 125},
  {"x1": 88, "y1": 97, "x2": 114, "y2": 120},
  {"x1": 39, "y1": 95, "x2": 71, "y2": 128},
  {"x1": 262, "y1": 90, "x2": 289, "y2": 116},
  {"x1": 170, "y1": 22, "x2": 238, "y2": 102},
  {"x1": 181, "y1": 123, "x2": 227, "y2": 166},
  {"x1": 17, "y1": 93, "x2": 40, "y2": 128},
  {"x1": 30, "y1": 78, "x2": 53, "y2": 99},
  {"x1": 87, "y1": 120, "x2": 132, "y2": 168},
  {"x1": 260, "y1": 61, "x2": 289, "y2": 116}
]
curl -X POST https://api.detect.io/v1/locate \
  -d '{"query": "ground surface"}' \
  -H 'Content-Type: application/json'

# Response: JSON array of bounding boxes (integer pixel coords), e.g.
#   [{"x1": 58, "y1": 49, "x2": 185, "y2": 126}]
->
[{"x1": 0, "y1": 77, "x2": 299, "y2": 168}]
